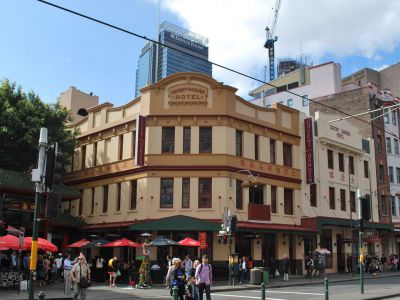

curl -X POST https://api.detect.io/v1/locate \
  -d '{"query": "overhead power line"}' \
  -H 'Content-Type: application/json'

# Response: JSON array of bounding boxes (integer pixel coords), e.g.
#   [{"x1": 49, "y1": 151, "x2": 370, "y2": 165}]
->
[{"x1": 37, "y1": 0, "x2": 399, "y2": 139}]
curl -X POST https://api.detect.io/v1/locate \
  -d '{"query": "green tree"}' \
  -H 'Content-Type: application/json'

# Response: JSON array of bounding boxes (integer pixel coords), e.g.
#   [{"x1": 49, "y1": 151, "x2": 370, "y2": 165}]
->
[{"x1": 0, "y1": 79, "x2": 78, "y2": 172}]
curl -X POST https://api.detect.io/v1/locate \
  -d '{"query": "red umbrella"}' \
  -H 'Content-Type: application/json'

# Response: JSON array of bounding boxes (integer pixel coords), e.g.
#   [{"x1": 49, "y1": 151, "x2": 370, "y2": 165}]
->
[
  {"x1": 66, "y1": 239, "x2": 90, "y2": 248},
  {"x1": 0, "y1": 235, "x2": 20, "y2": 251},
  {"x1": 178, "y1": 237, "x2": 203, "y2": 247},
  {"x1": 20, "y1": 237, "x2": 58, "y2": 252},
  {"x1": 102, "y1": 238, "x2": 140, "y2": 248}
]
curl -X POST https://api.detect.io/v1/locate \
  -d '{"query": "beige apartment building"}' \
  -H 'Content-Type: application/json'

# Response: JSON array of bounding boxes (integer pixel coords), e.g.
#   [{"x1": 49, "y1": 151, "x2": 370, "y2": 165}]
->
[
  {"x1": 301, "y1": 111, "x2": 389, "y2": 273},
  {"x1": 61, "y1": 72, "x2": 315, "y2": 275}
]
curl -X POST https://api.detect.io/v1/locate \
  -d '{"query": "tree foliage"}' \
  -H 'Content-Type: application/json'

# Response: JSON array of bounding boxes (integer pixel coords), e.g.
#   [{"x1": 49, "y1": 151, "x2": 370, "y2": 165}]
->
[{"x1": 0, "y1": 79, "x2": 78, "y2": 172}]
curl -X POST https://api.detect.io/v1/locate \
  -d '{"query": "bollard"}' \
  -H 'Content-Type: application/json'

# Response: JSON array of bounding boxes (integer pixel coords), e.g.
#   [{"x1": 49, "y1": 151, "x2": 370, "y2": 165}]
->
[
  {"x1": 171, "y1": 286, "x2": 178, "y2": 300},
  {"x1": 324, "y1": 277, "x2": 329, "y2": 300},
  {"x1": 38, "y1": 291, "x2": 46, "y2": 300},
  {"x1": 260, "y1": 282, "x2": 265, "y2": 300}
]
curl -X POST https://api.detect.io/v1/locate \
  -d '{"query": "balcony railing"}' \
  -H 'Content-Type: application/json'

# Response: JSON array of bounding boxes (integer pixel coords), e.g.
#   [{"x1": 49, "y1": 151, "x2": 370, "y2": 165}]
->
[{"x1": 248, "y1": 203, "x2": 271, "y2": 221}]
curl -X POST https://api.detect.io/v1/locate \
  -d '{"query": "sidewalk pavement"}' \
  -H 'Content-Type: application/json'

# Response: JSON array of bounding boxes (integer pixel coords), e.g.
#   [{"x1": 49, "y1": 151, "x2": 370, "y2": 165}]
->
[{"x1": 1, "y1": 272, "x2": 400, "y2": 299}]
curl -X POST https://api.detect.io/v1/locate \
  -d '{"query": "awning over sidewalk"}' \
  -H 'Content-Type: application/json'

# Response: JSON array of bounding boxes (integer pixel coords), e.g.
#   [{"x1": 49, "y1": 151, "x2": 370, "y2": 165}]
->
[
  {"x1": 302, "y1": 216, "x2": 394, "y2": 232},
  {"x1": 238, "y1": 221, "x2": 317, "y2": 234},
  {"x1": 129, "y1": 215, "x2": 221, "y2": 231}
]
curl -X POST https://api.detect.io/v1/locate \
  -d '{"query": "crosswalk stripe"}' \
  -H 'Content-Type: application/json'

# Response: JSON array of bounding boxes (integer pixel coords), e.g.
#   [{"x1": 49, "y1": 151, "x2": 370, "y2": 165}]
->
[{"x1": 211, "y1": 293, "x2": 288, "y2": 300}]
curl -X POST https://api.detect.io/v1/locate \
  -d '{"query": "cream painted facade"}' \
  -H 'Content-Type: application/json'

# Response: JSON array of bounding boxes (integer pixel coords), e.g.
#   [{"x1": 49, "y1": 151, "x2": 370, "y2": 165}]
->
[
  {"x1": 301, "y1": 111, "x2": 382, "y2": 273},
  {"x1": 62, "y1": 72, "x2": 312, "y2": 275}
]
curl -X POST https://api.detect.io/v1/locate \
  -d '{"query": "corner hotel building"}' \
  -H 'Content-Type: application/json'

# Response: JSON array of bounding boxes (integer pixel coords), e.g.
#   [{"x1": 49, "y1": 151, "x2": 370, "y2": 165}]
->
[{"x1": 62, "y1": 72, "x2": 311, "y2": 275}]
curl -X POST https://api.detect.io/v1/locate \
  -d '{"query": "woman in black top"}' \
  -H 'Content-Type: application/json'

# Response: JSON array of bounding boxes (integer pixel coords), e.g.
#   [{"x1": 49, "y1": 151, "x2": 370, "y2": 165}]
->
[{"x1": 37, "y1": 255, "x2": 45, "y2": 287}]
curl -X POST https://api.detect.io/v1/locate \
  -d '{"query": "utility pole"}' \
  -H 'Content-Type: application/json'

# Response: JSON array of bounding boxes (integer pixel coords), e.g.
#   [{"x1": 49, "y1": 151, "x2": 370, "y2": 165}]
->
[
  {"x1": 357, "y1": 189, "x2": 364, "y2": 294},
  {"x1": 29, "y1": 128, "x2": 48, "y2": 300}
]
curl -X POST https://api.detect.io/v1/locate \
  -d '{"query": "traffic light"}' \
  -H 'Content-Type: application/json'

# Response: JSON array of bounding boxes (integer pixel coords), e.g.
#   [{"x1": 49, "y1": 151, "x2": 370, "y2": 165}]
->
[
  {"x1": 360, "y1": 194, "x2": 371, "y2": 221},
  {"x1": 229, "y1": 215, "x2": 237, "y2": 234},
  {"x1": 0, "y1": 221, "x2": 8, "y2": 237},
  {"x1": 45, "y1": 143, "x2": 63, "y2": 189},
  {"x1": 45, "y1": 191, "x2": 61, "y2": 219}
]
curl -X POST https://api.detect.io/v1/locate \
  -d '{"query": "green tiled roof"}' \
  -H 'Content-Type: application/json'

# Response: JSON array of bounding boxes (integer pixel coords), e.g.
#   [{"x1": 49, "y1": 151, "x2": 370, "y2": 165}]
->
[
  {"x1": 130, "y1": 215, "x2": 220, "y2": 231},
  {"x1": 0, "y1": 168, "x2": 80, "y2": 200}
]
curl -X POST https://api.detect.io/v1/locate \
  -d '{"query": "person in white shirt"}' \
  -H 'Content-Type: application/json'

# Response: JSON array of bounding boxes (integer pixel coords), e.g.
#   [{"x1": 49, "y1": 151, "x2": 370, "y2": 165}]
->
[
  {"x1": 55, "y1": 253, "x2": 63, "y2": 282},
  {"x1": 95, "y1": 256, "x2": 105, "y2": 282},
  {"x1": 63, "y1": 254, "x2": 73, "y2": 295}
]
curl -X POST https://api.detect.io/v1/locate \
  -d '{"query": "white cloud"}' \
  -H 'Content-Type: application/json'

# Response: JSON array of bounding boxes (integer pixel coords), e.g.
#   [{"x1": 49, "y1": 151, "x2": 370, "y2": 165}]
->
[
  {"x1": 159, "y1": 0, "x2": 400, "y2": 98},
  {"x1": 374, "y1": 64, "x2": 389, "y2": 71}
]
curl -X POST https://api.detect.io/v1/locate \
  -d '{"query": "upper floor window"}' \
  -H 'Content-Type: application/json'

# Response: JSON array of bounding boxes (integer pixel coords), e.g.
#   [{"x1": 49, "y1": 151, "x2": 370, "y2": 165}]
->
[
  {"x1": 376, "y1": 134, "x2": 382, "y2": 153},
  {"x1": 236, "y1": 130, "x2": 243, "y2": 156},
  {"x1": 393, "y1": 111, "x2": 398, "y2": 126},
  {"x1": 199, "y1": 127, "x2": 212, "y2": 153},
  {"x1": 287, "y1": 99, "x2": 293, "y2": 107},
  {"x1": 384, "y1": 109, "x2": 390, "y2": 124},
  {"x1": 327, "y1": 150, "x2": 334, "y2": 169},
  {"x1": 270, "y1": 139, "x2": 276, "y2": 164},
  {"x1": 349, "y1": 156, "x2": 354, "y2": 175},
  {"x1": 254, "y1": 135, "x2": 259, "y2": 160},
  {"x1": 340, "y1": 189, "x2": 346, "y2": 211},
  {"x1": 271, "y1": 186, "x2": 277, "y2": 213},
  {"x1": 183, "y1": 127, "x2": 191, "y2": 154},
  {"x1": 283, "y1": 143, "x2": 292, "y2": 167},
  {"x1": 93, "y1": 142, "x2": 97, "y2": 166},
  {"x1": 160, "y1": 178, "x2": 174, "y2": 208},
  {"x1": 302, "y1": 95, "x2": 309, "y2": 107},
  {"x1": 118, "y1": 135, "x2": 124, "y2": 160},
  {"x1": 395, "y1": 139, "x2": 399, "y2": 155},
  {"x1": 397, "y1": 167, "x2": 400, "y2": 184},
  {"x1": 338, "y1": 153, "x2": 344, "y2": 172},
  {"x1": 364, "y1": 160, "x2": 369, "y2": 178},
  {"x1": 90, "y1": 188, "x2": 95, "y2": 215},
  {"x1": 329, "y1": 187, "x2": 335, "y2": 210},
  {"x1": 81, "y1": 145, "x2": 86, "y2": 170},
  {"x1": 198, "y1": 178, "x2": 212, "y2": 208},
  {"x1": 310, "y1": 184, "x2": 317, "y2": 207},
  {"x1": 182, "y1": 178, "x2": 190, "y2": 209},
  {"x1": 130, "y1": 180, "x2": 137, "y2": 210},
  {"x1": 350, "y1": 191, "x2": 356, "y2": 213},
  {"x1": 162, "y1": 127, "x2": 175, "y2": 153},
  {"x1": 116, "y1": 183, "x2": 121, "y2": 211},
  {"x1": 236, "y1": 180, "x2": 243, "y2": 210},
  {"x1": 249, "y1": 185, "x2": 264, "y2": 205},
  {"x1": 284, "y1": 188, "x2": 293, "y2": 215},
  {"x1": 389, "y1": 166, "x2": 394, "y2": 183},
  {"x1": 79, "y1": 190, "x2": 83, "y2": 216},
  {"x1": 379, "y1": 164, "x2": 384, "y2": 182},
  {"x1": 387, "y1": 137, "x2": 392, "y2": 154},
  {"x1": 102, "y1": 185, "x2": 109, "y2": 213},
  {"x1": 392, "y1": 196, "x2": 397, "y2": 216}
]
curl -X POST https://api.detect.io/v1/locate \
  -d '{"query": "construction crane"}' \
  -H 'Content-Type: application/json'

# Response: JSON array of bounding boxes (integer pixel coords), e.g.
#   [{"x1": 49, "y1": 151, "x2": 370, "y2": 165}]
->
[{"x1": 264, "y1": 0, "x2": 282, "y2": 81}]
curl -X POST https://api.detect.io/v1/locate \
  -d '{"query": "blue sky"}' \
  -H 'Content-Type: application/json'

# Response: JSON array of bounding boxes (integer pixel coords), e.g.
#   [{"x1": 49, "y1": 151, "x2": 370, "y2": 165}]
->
[{"x1": 1, "y1": 0, "x2": 399, "y2": 106}]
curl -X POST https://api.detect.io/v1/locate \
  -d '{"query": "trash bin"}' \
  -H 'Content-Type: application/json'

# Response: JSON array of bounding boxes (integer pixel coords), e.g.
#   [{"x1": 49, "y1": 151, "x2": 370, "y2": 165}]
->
[
  {"x1": 249, "y1": 268, "x2": 261, "y2": 285},
  {"x1": 262, "y1": 269, "x2": 269, "y2": 284}
]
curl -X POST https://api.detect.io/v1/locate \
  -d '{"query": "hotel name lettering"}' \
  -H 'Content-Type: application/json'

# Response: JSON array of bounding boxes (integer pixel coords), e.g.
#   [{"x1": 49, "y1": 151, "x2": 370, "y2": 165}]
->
[
  {"x1": 169, "y1": 85, "x2": 208, "y2": 104},
  {"x1": 329, "y1": 125, "x2": 350, "y2": 139}
]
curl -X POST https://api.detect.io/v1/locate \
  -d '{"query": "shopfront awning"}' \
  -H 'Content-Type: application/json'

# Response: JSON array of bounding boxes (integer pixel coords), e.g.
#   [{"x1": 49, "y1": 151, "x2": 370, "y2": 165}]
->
[
  {"x1": 238, "y1": 221, "x2": 317, "y2": 234},
  {"x1": 301, "y1": 216, "x2": 394, "y2": 232},
  {"x1": 129, "y1": 215, "x2": 221, "y2": 231}
]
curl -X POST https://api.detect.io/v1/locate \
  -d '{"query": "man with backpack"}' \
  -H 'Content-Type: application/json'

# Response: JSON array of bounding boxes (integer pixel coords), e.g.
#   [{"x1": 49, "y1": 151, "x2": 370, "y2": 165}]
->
[{"x1": 195, "y1": 255, "x2": 212, "y2": 300}]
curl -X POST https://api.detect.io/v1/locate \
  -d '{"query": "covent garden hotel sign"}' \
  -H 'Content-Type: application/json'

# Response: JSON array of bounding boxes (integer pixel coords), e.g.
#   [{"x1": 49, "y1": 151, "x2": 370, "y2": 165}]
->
[{"x1": 168, "y1": 84, "x2": 208, "y2": 105}]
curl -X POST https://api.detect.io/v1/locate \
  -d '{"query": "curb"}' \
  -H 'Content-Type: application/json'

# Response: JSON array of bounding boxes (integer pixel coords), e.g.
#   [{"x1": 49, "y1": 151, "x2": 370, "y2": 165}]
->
[{"x1": 211, "y1": 274, "x2": 400, "y2": 293}]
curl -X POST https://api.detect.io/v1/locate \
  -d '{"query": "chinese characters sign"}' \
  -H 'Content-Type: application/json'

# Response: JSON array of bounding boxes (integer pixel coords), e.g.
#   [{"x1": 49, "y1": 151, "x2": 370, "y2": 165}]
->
[{"x1": 304, "y1": 118, "x2": 315, "y2": 184}]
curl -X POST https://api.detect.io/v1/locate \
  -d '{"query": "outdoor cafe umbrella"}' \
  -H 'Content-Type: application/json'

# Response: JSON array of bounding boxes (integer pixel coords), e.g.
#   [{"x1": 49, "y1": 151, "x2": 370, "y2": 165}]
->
[
  {"x1": 66, "y1": 239, "x2": 90, "y2": 248},
  {"x1": 102, "y1": 238, "x2": 140, "y2": 248},
  {"x1": 148, "y1": 236, "x2": 177, "y2": 247},
  {"x1": 0, "y1": 234, "x2": 20, "y2": 251},
  {"x1": 83, "y1": 238, "x2": 110, "y2": 248},
  {"x1": 20, "y1": 237, "x2": 58, "y2": 252},
  {"x1": 178, "y1": 237, "x2": 202, "y2": 247}
]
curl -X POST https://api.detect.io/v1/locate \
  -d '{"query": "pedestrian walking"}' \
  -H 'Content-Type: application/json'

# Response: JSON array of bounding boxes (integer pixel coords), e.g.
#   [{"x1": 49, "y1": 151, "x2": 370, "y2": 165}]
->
[
  {"x1": 186, "y1": 275, "x2": 199, "y2": 300},
  {"x1": 166, "y1": 258, "x2": 186, "y2": 300},
  {"x1": 305, "y1": 255, "x2": 313, "y2": 279},
  {"x1": 63, "y1": 254, "x2": 73, "y2": 295},
  {"x1": 282, "y1": 255, "x2": 289, "y2": 281},
  {"x1": 10, "y1": 251, "x2": 17, "y2": 270},
  {"x1": 195, "y1": 255, "x2": 212, "y2": 300},
  {"x1": 191, "y1": 260, "x2": 200, "y2": 277},
  {"x1": 95, "y1": 256, "x2": 105, "y2": 282},
  {"x1": 347, "y1": 255, "x2": 353, "y2": 274},
  {"x1": 36, "y1": 255, "x2": 45, "y2": 287},
  {"x1": 108, "y1": 256, "x2": 118, "y2": 287},
  {"x1": 270, "y1": 257, "x2": 278, "y2": 279},
  {"x1": 380, "y1": 254, "x2": 387, "y2": 272},
  {"x1": 55, "y1": 253, "x2": 63, "y2": 282},
  {"x1": 239, "y1": 256, "x2": 248, "y2": 283},
  {"x1": 183, "y1": 254, "x2": 193, "y2": 279},
  {"x1": 71, "y1": 254, "x2": 91, "y2": 300}
]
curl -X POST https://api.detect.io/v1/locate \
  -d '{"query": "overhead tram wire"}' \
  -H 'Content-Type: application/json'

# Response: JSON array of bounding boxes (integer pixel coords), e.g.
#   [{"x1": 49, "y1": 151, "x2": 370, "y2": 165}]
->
[{"x1": 37, "y1": 0, "x2": 400, "y2": 139}]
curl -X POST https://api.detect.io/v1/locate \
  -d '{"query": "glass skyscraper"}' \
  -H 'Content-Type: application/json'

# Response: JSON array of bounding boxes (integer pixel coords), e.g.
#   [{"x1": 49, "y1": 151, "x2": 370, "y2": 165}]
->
[{"x1": 135, "y1": 22, "x2": 212, "y2": 97}]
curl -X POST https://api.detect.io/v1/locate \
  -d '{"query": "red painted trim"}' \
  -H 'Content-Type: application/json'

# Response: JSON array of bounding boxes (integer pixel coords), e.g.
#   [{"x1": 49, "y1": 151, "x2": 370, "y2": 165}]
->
[{"x1": 64, "y1": 165, "x2": 302, "y2": 186}]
